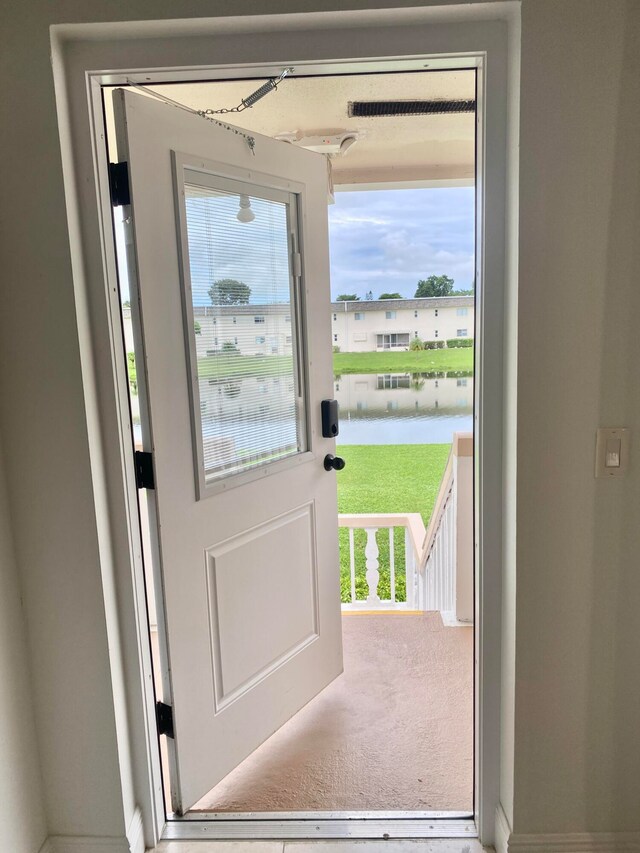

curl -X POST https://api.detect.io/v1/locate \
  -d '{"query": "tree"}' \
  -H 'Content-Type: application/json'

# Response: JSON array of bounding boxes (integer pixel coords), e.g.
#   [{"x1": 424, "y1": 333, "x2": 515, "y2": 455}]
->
[
  {"x1": 452, "y1": 288, "x2": 474, "y2": 296},
  {"x1": 336, "y1": 293, "x2": 359, "y2": 301},
  {"x1": 208, "y1": 278, "x2": 251, "y2": 305},
  {"x1": 379, "y1": 292, "x2": 403, "y2": 299},
  {"x1": 415, "y1": 275, "x2": 455, "y2": 298}
]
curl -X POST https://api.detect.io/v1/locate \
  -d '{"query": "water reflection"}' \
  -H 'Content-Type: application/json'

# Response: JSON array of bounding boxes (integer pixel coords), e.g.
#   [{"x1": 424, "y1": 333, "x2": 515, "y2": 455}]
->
[{"x1": 335, "y1": 372, "x2": 473, "y2": 445}]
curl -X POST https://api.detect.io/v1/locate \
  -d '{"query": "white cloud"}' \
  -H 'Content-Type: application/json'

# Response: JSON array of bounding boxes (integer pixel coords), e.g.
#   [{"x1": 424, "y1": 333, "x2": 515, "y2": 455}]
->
[{"x1": 328, "y1": 187, "x2": 475, "y2": 299}]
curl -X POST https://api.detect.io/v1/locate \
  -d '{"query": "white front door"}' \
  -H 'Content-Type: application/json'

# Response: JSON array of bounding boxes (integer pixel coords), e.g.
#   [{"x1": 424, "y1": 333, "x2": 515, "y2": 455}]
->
[{"x1": 113, "y1": 89, "x2": 343, "y2": 814}]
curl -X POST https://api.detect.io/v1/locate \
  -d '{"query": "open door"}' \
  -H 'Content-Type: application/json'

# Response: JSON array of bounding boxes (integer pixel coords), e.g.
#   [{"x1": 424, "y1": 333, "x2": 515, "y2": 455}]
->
[{"x1": 113, "y1": 88, "x2": 343, "y2": 814}]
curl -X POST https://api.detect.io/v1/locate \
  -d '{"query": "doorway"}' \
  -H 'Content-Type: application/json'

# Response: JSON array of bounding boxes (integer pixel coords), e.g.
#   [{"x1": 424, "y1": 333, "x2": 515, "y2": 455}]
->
[{"x1": 104, "y1": 65, "x2": 475, "y2": 817}]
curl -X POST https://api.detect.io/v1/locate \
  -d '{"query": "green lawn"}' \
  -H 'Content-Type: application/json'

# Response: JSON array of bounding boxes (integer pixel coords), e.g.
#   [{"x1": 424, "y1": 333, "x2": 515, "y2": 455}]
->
[
  {"x1": 333, "y1": 349, "x2": 473, "y2": 376},
  {"x1": 337, "y1": 444, "x2": 450, "y2": 603},
  {"x1": 198, "y1": 353, "x2": 293, "y2": 380}
]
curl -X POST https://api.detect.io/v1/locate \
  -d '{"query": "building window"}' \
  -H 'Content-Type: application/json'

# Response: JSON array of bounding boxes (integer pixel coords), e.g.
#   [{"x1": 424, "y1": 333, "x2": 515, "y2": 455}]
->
[
  {"x1": 333, "y1": 313, "x2": 337, "y2": 321},
  {"x1": 457, "y1": 307, "x2": 468, "y2": 316},
  {"x1": 414, "y1": 331, "x2": 419, "y2": 338},
  {"x1": 234, "y1": 337, "x2": 238, "y2": 345},
  {"x1": 435, "y1": 330, "x2": 439, "y2": 338},
  {"x1": 457, "y1": 328, "x2": 468, "y2": 337},
  {"x1": 376, "y1": 333, "x2": 410, "y2": 350},
  {"x1": 354, "y1": 312, "x2": 364, "y2": 320},
  {"x1": 232, "y1": 316, "x2": 236, "y2": 324},
  {"x1": 255, "y1": 336, "x2": 266, "y2": 344},
  {"x1": 434, "y1": 309, "x2": 438, "y2": 317},
  {"x1": 385, "y1": 310, "x2": 396, "y2": 319},
  {"x1": 457, "y1": 378, "x2": 468, "y2": 387},
  {"x1": 254, "y1": 316, "x2": 265, "y2": 324},
  {"x1": 414, "y1": 310, "x2": 418, "y2": 318},
  {"x1": 334, "y1": 334, "x2": 338, "y2": 342}
]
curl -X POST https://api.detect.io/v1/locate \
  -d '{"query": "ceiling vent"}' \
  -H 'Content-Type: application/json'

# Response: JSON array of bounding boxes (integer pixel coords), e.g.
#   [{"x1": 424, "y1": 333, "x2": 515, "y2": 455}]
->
[{"x1": 348, "y1": 99, "x2": 475, "y2": 118}]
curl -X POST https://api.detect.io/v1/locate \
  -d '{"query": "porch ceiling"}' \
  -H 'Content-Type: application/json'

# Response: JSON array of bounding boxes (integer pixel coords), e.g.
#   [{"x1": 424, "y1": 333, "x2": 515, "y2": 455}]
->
[{"x1": 134, "y1": 70, "x2": 476, "y2": 186}]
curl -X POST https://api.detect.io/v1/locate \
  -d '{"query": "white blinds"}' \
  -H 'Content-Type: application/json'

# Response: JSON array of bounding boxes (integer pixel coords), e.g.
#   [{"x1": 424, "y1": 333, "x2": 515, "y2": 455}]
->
[{"x1": 182, "y1": 179, "x2": 306, "y2": 484}]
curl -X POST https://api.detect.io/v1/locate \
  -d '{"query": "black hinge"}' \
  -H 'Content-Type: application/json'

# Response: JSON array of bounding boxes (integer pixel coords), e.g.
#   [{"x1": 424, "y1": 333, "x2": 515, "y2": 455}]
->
[
  {"x1": 156, "y1": 701, "x2": 174, "y2": 739},
  {"x1": 134, "y1": 450, "x2": 155, "y2": 490},
  {"x1": 109, "y1": 161, "x2": 130, "y2": 206}
]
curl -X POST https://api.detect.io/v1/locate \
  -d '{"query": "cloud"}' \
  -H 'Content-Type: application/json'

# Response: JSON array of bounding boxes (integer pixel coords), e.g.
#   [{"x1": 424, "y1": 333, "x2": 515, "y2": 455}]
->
[{"x1": 329, "y1": 187, "x2": 475, "y2": 299}]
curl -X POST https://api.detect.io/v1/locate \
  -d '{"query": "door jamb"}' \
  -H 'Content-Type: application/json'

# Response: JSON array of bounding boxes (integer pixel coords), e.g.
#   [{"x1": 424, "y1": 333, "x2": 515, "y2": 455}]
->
[{"x1": 51, "y1": 8, "x2": 516, "y2": 847}]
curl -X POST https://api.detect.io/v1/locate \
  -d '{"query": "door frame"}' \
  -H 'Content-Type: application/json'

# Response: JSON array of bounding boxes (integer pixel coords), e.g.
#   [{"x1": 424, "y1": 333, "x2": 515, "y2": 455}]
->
[{"x1": 51, "y1": 6, "x2": 518, "y2": 848}]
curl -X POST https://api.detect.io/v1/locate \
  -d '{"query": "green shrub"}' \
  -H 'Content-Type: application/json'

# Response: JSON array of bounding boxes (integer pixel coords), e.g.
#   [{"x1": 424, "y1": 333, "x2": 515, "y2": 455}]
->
[
  {"x1": 409, "y1": 337, "x2": 423, "y2": 351},
  {"x1": 436, "y1": 340, "x2": 445, "y2": 349},
  {"x1": 424, "y1": 340, "x2": 438, "y2": 350},
  {"x1": 446, "y1": 338, "x2": 473, "y2": 348},
  {"x1": 127, "y1": 352, "x2": 137, "y2": 395},
  {"x1": 222, "y1": 341, "x2": 240, "y2": 354},
  {"x1": 332, "y1": 345, "x2": 341, "y2": 353}
]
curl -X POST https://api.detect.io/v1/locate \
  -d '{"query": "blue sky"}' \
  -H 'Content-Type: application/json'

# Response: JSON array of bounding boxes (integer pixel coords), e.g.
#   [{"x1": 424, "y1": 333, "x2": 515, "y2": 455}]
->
[
  {"x1": 328, "y1": 187, "x2": 475, "y2": 300},
  {"x1": 116, "y1": 185, "x2": 475, "y2": 304}
]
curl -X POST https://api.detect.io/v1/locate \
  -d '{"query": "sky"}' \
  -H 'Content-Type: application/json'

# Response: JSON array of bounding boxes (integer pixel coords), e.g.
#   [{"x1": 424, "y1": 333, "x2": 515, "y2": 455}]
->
[
  {"x1": 116, "y1": 185, "x2": 475, "y2": 305},
  {"x1": 328, "y1": 186, "x2": 475, "y2": 300}
]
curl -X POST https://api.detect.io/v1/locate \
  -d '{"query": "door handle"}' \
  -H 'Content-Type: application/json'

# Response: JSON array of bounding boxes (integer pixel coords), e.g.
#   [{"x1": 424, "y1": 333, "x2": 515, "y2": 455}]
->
[{"x1": 324, "y1": 454, "x2": 346, "y2": 472}]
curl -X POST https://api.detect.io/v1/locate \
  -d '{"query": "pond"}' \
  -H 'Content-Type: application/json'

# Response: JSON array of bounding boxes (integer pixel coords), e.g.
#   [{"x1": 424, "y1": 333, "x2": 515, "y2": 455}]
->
[{"x1": 335, "y1": 372, "x2": 473, "y2": 445}]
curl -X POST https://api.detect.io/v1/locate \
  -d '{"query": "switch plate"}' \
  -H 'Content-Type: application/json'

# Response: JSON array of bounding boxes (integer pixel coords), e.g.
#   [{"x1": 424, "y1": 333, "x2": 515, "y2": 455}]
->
[{"x1": 595, "y1": 428, "x2": 630, "y2": 478}]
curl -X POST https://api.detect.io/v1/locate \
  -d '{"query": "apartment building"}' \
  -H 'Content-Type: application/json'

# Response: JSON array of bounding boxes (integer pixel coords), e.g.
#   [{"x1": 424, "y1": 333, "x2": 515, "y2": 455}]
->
[
  {"x1": 123, "y1": 295, "x2": 474, "y2": 357},
  {"x1": 331, "y1": 295, "x2": 474, "y2": 352}
]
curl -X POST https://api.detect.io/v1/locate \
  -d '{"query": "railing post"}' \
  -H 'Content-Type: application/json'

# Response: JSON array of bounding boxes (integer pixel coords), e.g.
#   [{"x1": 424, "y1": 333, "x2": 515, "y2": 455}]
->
[
  {"x1": 404, "y1": 527, "x2": 415, "y2": 609},
  {"x1": 364, "y1": 527, "x2": 380, "y2": 605},
  {"x1": 453, "y1": 433, "x2": 474, "y2": 623}
]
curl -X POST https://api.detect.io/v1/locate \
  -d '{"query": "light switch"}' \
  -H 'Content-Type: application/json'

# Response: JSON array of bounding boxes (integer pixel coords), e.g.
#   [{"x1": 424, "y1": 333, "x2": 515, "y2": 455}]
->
[
  {"x1": 595, "y1": 428, "x2": 630, "y2": 478},
  {"x1": 605, "y1": 438, "x2": 621, "y2": 468}
]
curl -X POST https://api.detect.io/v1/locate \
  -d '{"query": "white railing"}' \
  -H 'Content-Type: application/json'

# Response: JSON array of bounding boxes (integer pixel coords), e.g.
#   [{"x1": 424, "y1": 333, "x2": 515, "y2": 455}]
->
[
  {"x1": 338, "y1": 513, "x2": 425, "y2": 610},
  {"x1": 419, "y1": 432, "x2": 474, "y2": 625},
  {"x1": 338, "y1": 432, "x2": 473, "y2": 624}
]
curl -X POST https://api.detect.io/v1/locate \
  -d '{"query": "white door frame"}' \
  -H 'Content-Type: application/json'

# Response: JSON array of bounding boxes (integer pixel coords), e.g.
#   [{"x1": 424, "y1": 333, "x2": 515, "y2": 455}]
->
[{"x1": 51, "y1": 6, "x2": 517, "y2": 848}]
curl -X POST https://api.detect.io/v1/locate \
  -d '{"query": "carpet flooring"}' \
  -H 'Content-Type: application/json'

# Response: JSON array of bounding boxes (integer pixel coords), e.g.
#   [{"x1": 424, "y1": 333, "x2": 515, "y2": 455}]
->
[{"x1": 192, "y1": 612, "x2": 473, "y2": 813}]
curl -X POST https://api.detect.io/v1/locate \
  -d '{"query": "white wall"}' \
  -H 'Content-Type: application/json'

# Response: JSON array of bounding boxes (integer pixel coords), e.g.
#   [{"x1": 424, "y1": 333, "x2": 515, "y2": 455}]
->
[
  {"x1": 0, "y1": 435, "x2": 48, "y2": 853},
  {"x1": 514, "y1": 0, "x2": 640, "y2": 834},
  {"x1": 1, "y1": 0, "x2": 639, "y2": 849}
]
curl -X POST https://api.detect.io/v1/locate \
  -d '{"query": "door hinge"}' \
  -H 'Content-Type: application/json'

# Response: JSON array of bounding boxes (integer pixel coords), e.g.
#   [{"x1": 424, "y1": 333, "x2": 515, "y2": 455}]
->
[
  {"x1": 134, "y1": 450, "x2": 155, "y2": 490},
  {"x1": 292, "y1": 251, "x2": 302, "y2": 278},
  {"x1": 109, "y1": 161, "x2": 130, "y2": 207},
  {"x1": 156, "y1": 701, "x2": 174, "y2": 739}
]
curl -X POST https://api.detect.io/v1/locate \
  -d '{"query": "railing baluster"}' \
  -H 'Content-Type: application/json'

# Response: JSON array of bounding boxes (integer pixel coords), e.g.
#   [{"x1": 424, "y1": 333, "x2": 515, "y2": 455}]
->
[
  {"x1": 364, "y1": 527, "x2": 380, "y2": 605},
  {"x1": 349, "y1": 527, "x2": 356, "y2": 604},
  {"x1": 389, "y1": 527, "x2": 395, "y2": 604}
]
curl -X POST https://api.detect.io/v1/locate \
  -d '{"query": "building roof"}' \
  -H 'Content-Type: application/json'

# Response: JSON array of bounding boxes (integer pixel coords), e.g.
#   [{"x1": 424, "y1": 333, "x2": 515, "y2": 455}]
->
[{"x1": 330, "y1": 295, "x2": 474, "y2": 312}]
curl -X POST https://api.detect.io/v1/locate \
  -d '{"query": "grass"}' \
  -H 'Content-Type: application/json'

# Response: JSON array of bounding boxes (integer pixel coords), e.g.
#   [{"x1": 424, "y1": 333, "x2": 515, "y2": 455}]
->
[
  {"x1": 333, "y1": 349, "x2": 473, "y2": 375},
  {"x1": 337, "y1": 444, "x2": 450, "y2": 603},
  {"x1": 198, "y1": 353, "x2": 293, "y2": 380},
  {"x1": 124, "y1": 349, "x2": 474, "y2": 395}
]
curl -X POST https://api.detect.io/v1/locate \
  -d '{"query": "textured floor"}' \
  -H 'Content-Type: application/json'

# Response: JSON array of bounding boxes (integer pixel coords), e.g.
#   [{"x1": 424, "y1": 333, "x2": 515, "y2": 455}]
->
[{"x1": 192, "y1": 613, "x2": 473, "y2": 813}]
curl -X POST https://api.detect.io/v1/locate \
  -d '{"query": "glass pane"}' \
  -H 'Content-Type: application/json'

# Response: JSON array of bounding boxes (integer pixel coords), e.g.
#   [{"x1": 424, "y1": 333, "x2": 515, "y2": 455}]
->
[{"x1": 182, "y1": 176, "x2": 306, "y2": 486}]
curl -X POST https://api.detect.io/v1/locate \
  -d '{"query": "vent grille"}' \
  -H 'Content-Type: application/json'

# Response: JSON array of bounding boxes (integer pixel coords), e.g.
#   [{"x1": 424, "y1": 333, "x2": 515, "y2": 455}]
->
[{"x1": 348, "y1": 99, "x2": 476, "y2": 118}]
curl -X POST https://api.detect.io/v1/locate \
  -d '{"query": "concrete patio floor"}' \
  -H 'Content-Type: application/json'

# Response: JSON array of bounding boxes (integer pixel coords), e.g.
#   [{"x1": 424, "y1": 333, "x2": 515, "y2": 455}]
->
[{"x1": 192, "y1": 612, "x2": 473, "y2": 814}]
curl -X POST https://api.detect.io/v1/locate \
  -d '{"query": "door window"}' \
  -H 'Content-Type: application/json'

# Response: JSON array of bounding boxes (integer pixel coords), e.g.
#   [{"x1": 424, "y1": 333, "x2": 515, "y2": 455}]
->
[{"x1": 177, "y1": 171, "x2": 307, "y2": 493}]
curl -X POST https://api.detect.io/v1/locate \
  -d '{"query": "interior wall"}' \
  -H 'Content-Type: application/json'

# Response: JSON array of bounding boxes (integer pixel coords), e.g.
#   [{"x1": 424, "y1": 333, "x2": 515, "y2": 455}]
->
[
  {"x1": 0, "y1": 0, "x2": 639, "y2": 847},
  {"x1": 0, "y1": 434, "x2": 48, "y2": 853},
  {"x1": 514, "y1": 0, "x2": 640, "y2": 834}
]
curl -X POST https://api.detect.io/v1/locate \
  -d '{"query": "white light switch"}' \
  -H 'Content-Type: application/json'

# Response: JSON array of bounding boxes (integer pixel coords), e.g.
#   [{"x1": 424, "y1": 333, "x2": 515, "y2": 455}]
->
[{"x1": 595, "y1": 428, "x2": 630, "y2": 478}]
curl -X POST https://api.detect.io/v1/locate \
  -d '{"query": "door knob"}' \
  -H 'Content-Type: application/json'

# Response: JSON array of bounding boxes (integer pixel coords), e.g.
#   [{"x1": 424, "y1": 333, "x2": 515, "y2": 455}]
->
[{"x1": 324, "y1": 454, "x2": 346, "y2": 471}]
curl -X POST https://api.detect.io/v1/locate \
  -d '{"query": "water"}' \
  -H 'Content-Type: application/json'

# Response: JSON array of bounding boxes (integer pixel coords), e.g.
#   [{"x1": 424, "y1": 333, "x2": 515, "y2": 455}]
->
[
  {"x1": 131, "y1": 370, "x2": 474, "y2": 448},
  {"x1": 335, "y1": 372, "x2": 473, "y2": 445}
]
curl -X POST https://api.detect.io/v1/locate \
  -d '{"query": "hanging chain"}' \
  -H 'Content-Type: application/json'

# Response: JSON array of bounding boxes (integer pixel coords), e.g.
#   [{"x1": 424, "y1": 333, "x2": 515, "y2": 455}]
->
[
  {"x1": 197, "y1": 68, "x2": 293, "y2": 115},
  {"x1": 126, "y1": 69, "x2": 293, "y2": 155},
  {"x1": 126, "y1": 80, "x2": 256, "y2": 154}
]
